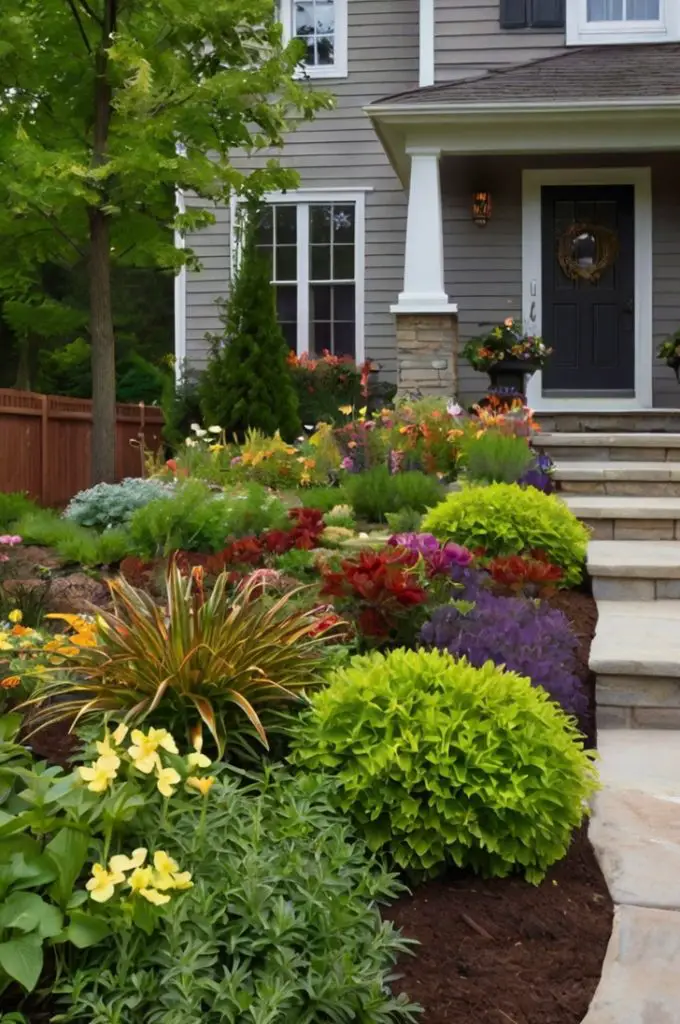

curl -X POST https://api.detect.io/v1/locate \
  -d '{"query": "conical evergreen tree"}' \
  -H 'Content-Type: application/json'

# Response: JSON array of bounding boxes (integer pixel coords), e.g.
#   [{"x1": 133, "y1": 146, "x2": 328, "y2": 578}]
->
[{"x1": 200, "y1": 210, "x2": 301, "y2": 442}]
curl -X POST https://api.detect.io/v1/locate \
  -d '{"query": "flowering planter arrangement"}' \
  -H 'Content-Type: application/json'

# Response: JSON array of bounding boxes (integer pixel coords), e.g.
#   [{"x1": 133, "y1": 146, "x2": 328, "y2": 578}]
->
[
  {"x1": 463, "y1": 318, "x2": 552, "y2": 398},
  {"x1": 658, "y1": 330, "x2": 680, "y2": 382}
]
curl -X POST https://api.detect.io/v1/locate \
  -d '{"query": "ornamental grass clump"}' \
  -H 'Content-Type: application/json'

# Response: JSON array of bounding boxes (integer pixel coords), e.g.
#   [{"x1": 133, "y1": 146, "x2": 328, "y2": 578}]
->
[
  {"x1": 422, "y1": 482, "x2": 589, "y2": 587},
  {"x1": 421, "y1": 591, "x2": 586, "y2": 717},
  {"x1": 290, "y1": 647, "x2": 598, "y2": 882},
  {"x1": 24, "y1": 564, "x2": 342, "y2": 757}
]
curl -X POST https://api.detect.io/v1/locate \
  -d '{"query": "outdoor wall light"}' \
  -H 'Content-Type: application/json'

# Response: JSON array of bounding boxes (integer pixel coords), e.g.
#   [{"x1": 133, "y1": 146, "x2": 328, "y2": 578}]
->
[{"x1": 472, "y1": 192, "x2": 492, "y2": 227}]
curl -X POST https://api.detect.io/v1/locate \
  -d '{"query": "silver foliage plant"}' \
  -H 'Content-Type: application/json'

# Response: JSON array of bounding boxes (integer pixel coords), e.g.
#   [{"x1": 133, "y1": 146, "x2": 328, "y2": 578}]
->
[{"x1": 63, "y1": 478, "x2": 174, "y2": 532}]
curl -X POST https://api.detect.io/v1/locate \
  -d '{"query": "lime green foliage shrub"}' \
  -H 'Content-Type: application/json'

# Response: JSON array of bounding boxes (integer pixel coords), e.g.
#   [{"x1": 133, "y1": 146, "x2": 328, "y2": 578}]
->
[
  {"x1": 290, "y1": 648, "x2": 598, "y2": 882},
  {"x1": 423, "y1": 483, "x2": 589, "y2": 586},
  {"x1": 52, "y1": 769, "x2": 419, "y2": 1024},
  {"x1": 17, "y1": 510, "x2": 130, "y2": 566},
  {"x1": 0, "y1": 492, "x2": 38, "y2": 531},
  {"x1": 461, "y1": 430, "x2": 534, "y2": 484},
  {"x1": 343, "y1": 466, "x2": 445, "y2": 524},
  {"x1": 128, "y1": 480, "x2": 289, "y2": 556},
  {"x1": 200, "y1": 214, "x2": 301, "y2": 442}
]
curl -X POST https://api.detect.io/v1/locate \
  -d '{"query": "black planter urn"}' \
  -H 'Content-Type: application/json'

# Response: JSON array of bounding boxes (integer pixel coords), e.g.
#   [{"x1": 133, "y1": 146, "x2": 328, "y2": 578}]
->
[
  {"x1": 487, "y1": 358, "x2": 539, "y2": 397},
  {"x1": 666, "y1": 356, "x2": 680, "y2": 383}
]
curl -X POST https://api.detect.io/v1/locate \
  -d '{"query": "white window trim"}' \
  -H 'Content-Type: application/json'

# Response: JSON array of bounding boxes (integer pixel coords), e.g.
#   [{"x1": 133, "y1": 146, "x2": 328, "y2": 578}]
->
[
  {"x1": 229, "y1": 188, "x2": 368, "y2": 363},
  {"x1": 279, "y1": 0, "x2": 348, "y2": 79},
  {"x1": 567, "y1": 0, "x2": 679, "y2": 45},
  {"x1": 174, "y1": 188, "x2": 187, "y2": 378}
]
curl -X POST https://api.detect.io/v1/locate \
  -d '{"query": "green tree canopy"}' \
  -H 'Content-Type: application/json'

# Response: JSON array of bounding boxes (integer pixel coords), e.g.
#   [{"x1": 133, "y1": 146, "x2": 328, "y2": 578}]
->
[{"x1": 0, "y1": 0, "x2": 328, "y2": 480}]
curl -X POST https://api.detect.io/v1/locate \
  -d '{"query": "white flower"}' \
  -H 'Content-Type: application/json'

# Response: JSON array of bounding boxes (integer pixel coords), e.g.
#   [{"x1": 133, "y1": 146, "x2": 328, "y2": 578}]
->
[
  {"x1": 185, "y1": 437, "x2": 198, "y2": 448},
  {"x1": 208, "y1": 425, "x2": 222, "y2": 434},
  {"x1": 358, "y1": 532, "x2": 369, "y2": 539},
  {"x1": 190, "y1": 423, "x2": 201, "y2": 432},
  {"x1": 304, "y1": 425, "x2": 315, "y2": 431},
  {"x1": 447, "y1": 401, "x2": 463, "y2": 417}
]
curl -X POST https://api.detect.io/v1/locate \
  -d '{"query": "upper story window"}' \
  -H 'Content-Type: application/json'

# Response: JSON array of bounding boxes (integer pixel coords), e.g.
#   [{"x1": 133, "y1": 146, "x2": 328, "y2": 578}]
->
[
  {"x1": 279, "y1": 0, "x2": 348, "y2": 79},
  {"x1": 568, "y1": 0, "x2": 679, "y2": 43},
  {"x1": 500, "y1": 1, "x2": 565, "y2": 30}
]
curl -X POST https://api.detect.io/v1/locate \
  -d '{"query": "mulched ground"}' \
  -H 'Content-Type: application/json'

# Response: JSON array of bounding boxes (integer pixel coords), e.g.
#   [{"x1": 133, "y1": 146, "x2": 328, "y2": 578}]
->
[{"x1": 383, "y1": 588, "x2": 611, "y2": 1024}]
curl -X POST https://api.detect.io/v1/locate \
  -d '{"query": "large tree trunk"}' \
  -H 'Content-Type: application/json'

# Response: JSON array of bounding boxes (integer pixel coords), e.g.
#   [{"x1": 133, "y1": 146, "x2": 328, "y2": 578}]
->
[
  {"x1": 89, "y1": 0, "x2": 117, "y2": 484},
  {"x1": 89, "y1": 206, "x2": 116, "y2": 482}
]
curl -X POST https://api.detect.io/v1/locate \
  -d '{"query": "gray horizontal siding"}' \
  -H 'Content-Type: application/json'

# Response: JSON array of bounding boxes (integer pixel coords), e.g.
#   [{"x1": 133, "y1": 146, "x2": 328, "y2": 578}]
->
[
  {"x1": 184, "y1": 0, "x2": 419, "y2": 378},
  {"x1": 443, "y1": 153, "x2": 680, "y2": 409},
  {"x1": 435, "y1": 0, "x2": 566, "y2": 83}
]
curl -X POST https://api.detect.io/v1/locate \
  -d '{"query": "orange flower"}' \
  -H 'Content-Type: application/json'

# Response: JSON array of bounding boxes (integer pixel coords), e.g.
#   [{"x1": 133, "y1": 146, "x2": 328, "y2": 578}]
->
[
  {"x1": 11, "y1": 625, "x2": 32, "y2": 637},
  {"x1": 0, "y1": 676, "x2": 20, "y2": 690}
]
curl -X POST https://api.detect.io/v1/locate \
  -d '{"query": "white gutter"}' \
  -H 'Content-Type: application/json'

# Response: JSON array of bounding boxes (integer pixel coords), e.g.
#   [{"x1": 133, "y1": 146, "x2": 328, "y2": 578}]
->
[{"x1": 366, "y1": 96, "x2": 680, "y2": 118}]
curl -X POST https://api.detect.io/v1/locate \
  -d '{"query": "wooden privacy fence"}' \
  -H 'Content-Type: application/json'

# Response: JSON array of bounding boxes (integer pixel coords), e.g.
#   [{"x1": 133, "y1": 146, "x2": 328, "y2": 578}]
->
[{"x1": 0, "y1": 389, "x2": 164, "y2": 506}]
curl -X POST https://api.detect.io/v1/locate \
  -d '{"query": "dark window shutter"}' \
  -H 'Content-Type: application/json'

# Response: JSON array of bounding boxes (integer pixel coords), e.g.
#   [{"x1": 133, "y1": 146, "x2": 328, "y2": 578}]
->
[
  {"x1": 530, "y1": 0, "x2": 565, "y2": 28},
  {"x1": 499, "y1": 0, "x2": 528, "y2": 29}
]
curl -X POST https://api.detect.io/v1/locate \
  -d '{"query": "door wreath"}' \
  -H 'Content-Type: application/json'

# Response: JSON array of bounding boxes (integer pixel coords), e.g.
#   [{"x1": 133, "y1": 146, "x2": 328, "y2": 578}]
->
[{"x1": 557, "y1": 223, "x2": 619, "y2": 283}]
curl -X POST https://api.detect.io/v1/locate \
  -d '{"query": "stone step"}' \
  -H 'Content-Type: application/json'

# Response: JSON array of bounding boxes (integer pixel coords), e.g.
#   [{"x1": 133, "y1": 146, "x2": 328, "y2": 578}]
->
[
  {"x1": 555, "y1": 460, "x2": 680, "y2": 496},
  {"x1": 538, "y1": 409, "x2": 680, "y2": 434},
  {"x1": 588, "y1": 540, "x2": 680, "y2": 600},
  {"x1": 561, "y1": 494, "x2": 680, "y2": 540},
  {"x1": 591, "y1": 601, "x2": 680, "y2": 729},
  {"x1": 539, "y1": 432, "x2": 680, "y2": 462}
]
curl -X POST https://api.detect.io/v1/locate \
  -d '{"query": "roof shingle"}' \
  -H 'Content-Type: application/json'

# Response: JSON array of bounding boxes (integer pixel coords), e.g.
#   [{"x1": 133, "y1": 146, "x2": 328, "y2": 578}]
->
[{"x1": 373, "y1": 43, "x2": 680, "y2": 107}]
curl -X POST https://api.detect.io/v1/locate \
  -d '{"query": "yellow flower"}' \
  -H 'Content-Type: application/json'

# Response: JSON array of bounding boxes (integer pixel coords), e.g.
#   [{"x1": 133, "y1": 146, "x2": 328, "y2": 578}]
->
[
  {"x1": 187, "y1": 776, "x2": 216, "y2": 797},
  {"x1": 128, "y1": 728, "x2": 178, "y2": 774},
  {"x1": 86, "y1": 863, "x2": 125, "y2": 903},
  {"x1": 209, "y1": 443, "x2": 224, "y2": 453},
  {"x1": 153, "y1": 851, "x2": 180, "y2": 875},
  {"x1": 358, "y1": 406, "x2": 367, "y2": 418},
  {"x1": 8, "y1": 609, "x2": 22, "y2": 624},
  {"x1": 128, "y1": 866, "x2": 154, "y2": 893},
  {"x1": 156, "y1": 765, "x2": 181, "y2": 798},
  {"x1": 338, "y1": 405, "x2": 353, "y2": 415},
  {"x1": 78, "y1": 754, "x2": 120, "y2": 793},
  {"x1": 169, "y1": 871, "x2": 193, "y2": 891},
  {"x1": 1, "y1": 675, "x2": 20, "y2": 690},
  {"x1": 187, "y1": 751, "x2": 211, "y2": 770},
  {"x1": 140, "y1": 887, "x2": 171, "y2": 906},
  {"x1": 112, "y1": 722, "x2": 128, "y2": 745},
  {"x1": 109, "y1": 848, "x2": 148, "y2": 874}
]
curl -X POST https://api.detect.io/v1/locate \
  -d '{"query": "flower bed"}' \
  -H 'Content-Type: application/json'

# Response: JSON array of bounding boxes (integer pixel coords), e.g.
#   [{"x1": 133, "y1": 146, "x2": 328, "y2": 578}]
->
[{"x1": 0, "y1": 400, "x2": 611, "y2": 1024}]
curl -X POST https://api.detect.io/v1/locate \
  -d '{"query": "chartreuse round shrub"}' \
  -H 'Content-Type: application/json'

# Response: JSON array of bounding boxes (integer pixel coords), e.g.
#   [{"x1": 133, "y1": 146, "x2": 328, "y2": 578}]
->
[
  {"x1": 422, "y1": 482, "x2": 589, "y2": 586},
  {"x1": 290, "y1": 648, "x2": 598, "y2": 883}
]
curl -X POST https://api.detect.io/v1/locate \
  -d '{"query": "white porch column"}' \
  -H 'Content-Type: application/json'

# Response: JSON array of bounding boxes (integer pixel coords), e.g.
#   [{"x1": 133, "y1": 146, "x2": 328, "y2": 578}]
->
[{"x1": 392, "y1": 147, "x2": 455, "y2": 314}]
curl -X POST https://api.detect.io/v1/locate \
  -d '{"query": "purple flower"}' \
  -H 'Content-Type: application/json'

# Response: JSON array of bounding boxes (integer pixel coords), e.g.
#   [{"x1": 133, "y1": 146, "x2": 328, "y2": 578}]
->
[
  {"x1": 0, "y1": 535, "x2": 21, "y2": 546},
  {"x1": 421, "y1": 591, "x2": 586, "y2": 717},
  {"x1": 230, "y1": 456, "x2": 242, "y2": 466},
  {"x1": 388, "y1": 532, "x2": 440, "y2": 555},
  {"x1": 341, "y1": 456, "x2": 355, "y2": 471}
]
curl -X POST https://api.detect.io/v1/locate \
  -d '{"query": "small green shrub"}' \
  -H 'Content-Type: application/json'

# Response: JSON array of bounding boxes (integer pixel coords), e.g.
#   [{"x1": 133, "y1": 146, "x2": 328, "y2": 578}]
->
[
  {"x1": 53, "y1": 769, "x2": 418, "y2": 1024},
  {"x1": 64, "y1": 478, "x2": 172, "y2": 531},
  {"x1": 0, "y1": 492, "x2": 39, "y2": 532},
  {"x1": 290, "y1": 648, "x2": 598, "y2": 882},
  {"x1": 297, "y1": 485, "x2": 347, "y2": 513},
  {"x1": 461, "y1": 430, "x2": 535, "y2": 484},
  {"x1": 344, "y1": 467, "x2": 444, "y2": 524},
  {"x1": 422, "y1": 483, "x2": 590, "y2": 587},
  {"x1": 17, "y1": 510, "x2": 130, "y2": 566},
  {"x1": 385, "y1": 507, "x2": 423, "y2": 534},
  {"x1": 128, "y1": 479, "x2": 289, "y2": 556}
]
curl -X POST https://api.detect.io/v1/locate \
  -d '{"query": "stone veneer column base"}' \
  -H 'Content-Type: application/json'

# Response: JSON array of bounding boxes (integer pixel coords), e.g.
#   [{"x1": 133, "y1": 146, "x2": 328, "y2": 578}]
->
[{"x1": 394, "y1": 312, "x2": 458, "y2": 399}]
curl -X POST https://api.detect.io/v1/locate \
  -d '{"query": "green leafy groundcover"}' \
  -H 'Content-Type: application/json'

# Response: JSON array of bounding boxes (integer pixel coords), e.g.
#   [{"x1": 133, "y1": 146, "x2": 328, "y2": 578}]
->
[
  {"x1": 290, "y1": 648, "x2": 599, "y2": 883},
  {"x1": 422, "y1": 482, "x2": 590, "y2": 587},
  {"x1": 54, "y1": 769, "x2": 419, "y2": 1024}
]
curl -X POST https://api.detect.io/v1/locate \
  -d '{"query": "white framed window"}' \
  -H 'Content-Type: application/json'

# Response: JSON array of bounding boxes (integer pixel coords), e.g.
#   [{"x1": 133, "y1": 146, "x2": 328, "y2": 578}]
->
[
  {"x1": 230, "y1": 189, "x2": 367, "y2": 361},
  {"x1": 278, "y1": 0, "x2": 348, "y2": 79},
  {"x1": 567, "y1": 0, "x2": 678, "y2": 43}
]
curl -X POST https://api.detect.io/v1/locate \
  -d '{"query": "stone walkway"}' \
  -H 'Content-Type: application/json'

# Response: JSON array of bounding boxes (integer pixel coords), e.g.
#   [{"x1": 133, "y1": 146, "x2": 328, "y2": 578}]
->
[{"x1": 547, "y1": 433, "x2": 680, "y2": 1022}]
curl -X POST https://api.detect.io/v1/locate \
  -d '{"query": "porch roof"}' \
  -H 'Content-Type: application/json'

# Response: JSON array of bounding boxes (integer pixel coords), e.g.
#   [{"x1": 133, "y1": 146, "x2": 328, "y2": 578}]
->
[
  {"x1": 373, "y1": 43, "x2": 680, "y2": 109},
  {"x1": 366, "y1": 44, "x2": 680, "y2": 184}
]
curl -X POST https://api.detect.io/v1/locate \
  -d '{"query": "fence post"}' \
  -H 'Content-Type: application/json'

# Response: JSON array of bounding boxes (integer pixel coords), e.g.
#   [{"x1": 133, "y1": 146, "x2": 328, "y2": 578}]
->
[{"x1": 40, "y1": 393, "x2": 49, "y2": 505}]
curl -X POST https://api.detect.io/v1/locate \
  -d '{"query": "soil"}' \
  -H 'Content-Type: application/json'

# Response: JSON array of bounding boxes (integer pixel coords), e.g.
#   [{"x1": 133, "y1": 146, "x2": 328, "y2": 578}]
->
[
  {"x1": 385, "y1": 828, "x2": 612, "y2": 1024},
  {"x1": 383, "y1": 588, "x2": 607, "y2": 1024}
]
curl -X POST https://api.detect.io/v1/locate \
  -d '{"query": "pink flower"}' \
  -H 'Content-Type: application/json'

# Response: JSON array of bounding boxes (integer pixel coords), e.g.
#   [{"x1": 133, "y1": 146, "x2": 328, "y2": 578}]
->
[
  {"x1": 341, "y1": 457, "x2": 354, "y2": 471},
  {"x1": 0, "y1": 535, "x2": 22, "y2": 546}
]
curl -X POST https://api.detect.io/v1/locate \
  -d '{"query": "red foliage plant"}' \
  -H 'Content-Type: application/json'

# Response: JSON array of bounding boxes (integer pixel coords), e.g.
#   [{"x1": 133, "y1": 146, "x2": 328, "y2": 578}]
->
[
  {"x1": 321, "y1": 547, "x2": 427, "y2": 640},
  {"x1": 487, "y1": 551, "x2": 563, "y2": 596}
]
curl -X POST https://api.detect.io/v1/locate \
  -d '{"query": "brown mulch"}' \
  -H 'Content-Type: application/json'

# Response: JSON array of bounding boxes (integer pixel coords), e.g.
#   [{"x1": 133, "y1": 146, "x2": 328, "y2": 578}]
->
[
  {"x1": 383, "y1": 587, "x2": 608, "y2": 1024},
  {"x1": 385, "y1": 828, "x2": 612, "y2": 1024}
]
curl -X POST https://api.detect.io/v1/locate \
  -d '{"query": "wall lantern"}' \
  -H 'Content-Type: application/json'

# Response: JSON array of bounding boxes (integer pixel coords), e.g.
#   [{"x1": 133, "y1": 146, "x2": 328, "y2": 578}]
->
[{"x1": 472, "y1": 191, "x2": 492, "y2": 227}]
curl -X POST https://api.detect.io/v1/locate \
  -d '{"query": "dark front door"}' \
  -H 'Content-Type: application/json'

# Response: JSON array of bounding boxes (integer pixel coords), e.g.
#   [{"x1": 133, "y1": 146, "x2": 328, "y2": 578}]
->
[{"x1": 541, "y1": 185, "x2": 635, "y2": 395}]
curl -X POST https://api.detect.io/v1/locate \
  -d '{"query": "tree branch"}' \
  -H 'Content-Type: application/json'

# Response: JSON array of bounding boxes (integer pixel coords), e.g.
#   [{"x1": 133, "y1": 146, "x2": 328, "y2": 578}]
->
[
  {"x1": 64, "y1": 0, "x2": 93, "y2": 53},
  {"x1": 75, "y1": 0, "x2": 103, "y2": 24},
  {"x1": 28, "y1": 204, "x2": 85, "y2": 260}
]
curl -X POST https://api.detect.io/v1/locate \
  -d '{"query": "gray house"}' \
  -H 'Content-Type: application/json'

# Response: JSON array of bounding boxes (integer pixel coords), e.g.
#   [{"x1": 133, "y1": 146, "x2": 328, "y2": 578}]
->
[{"x1": 176, "y1": 0, "x2": 680, "y2": 412}]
